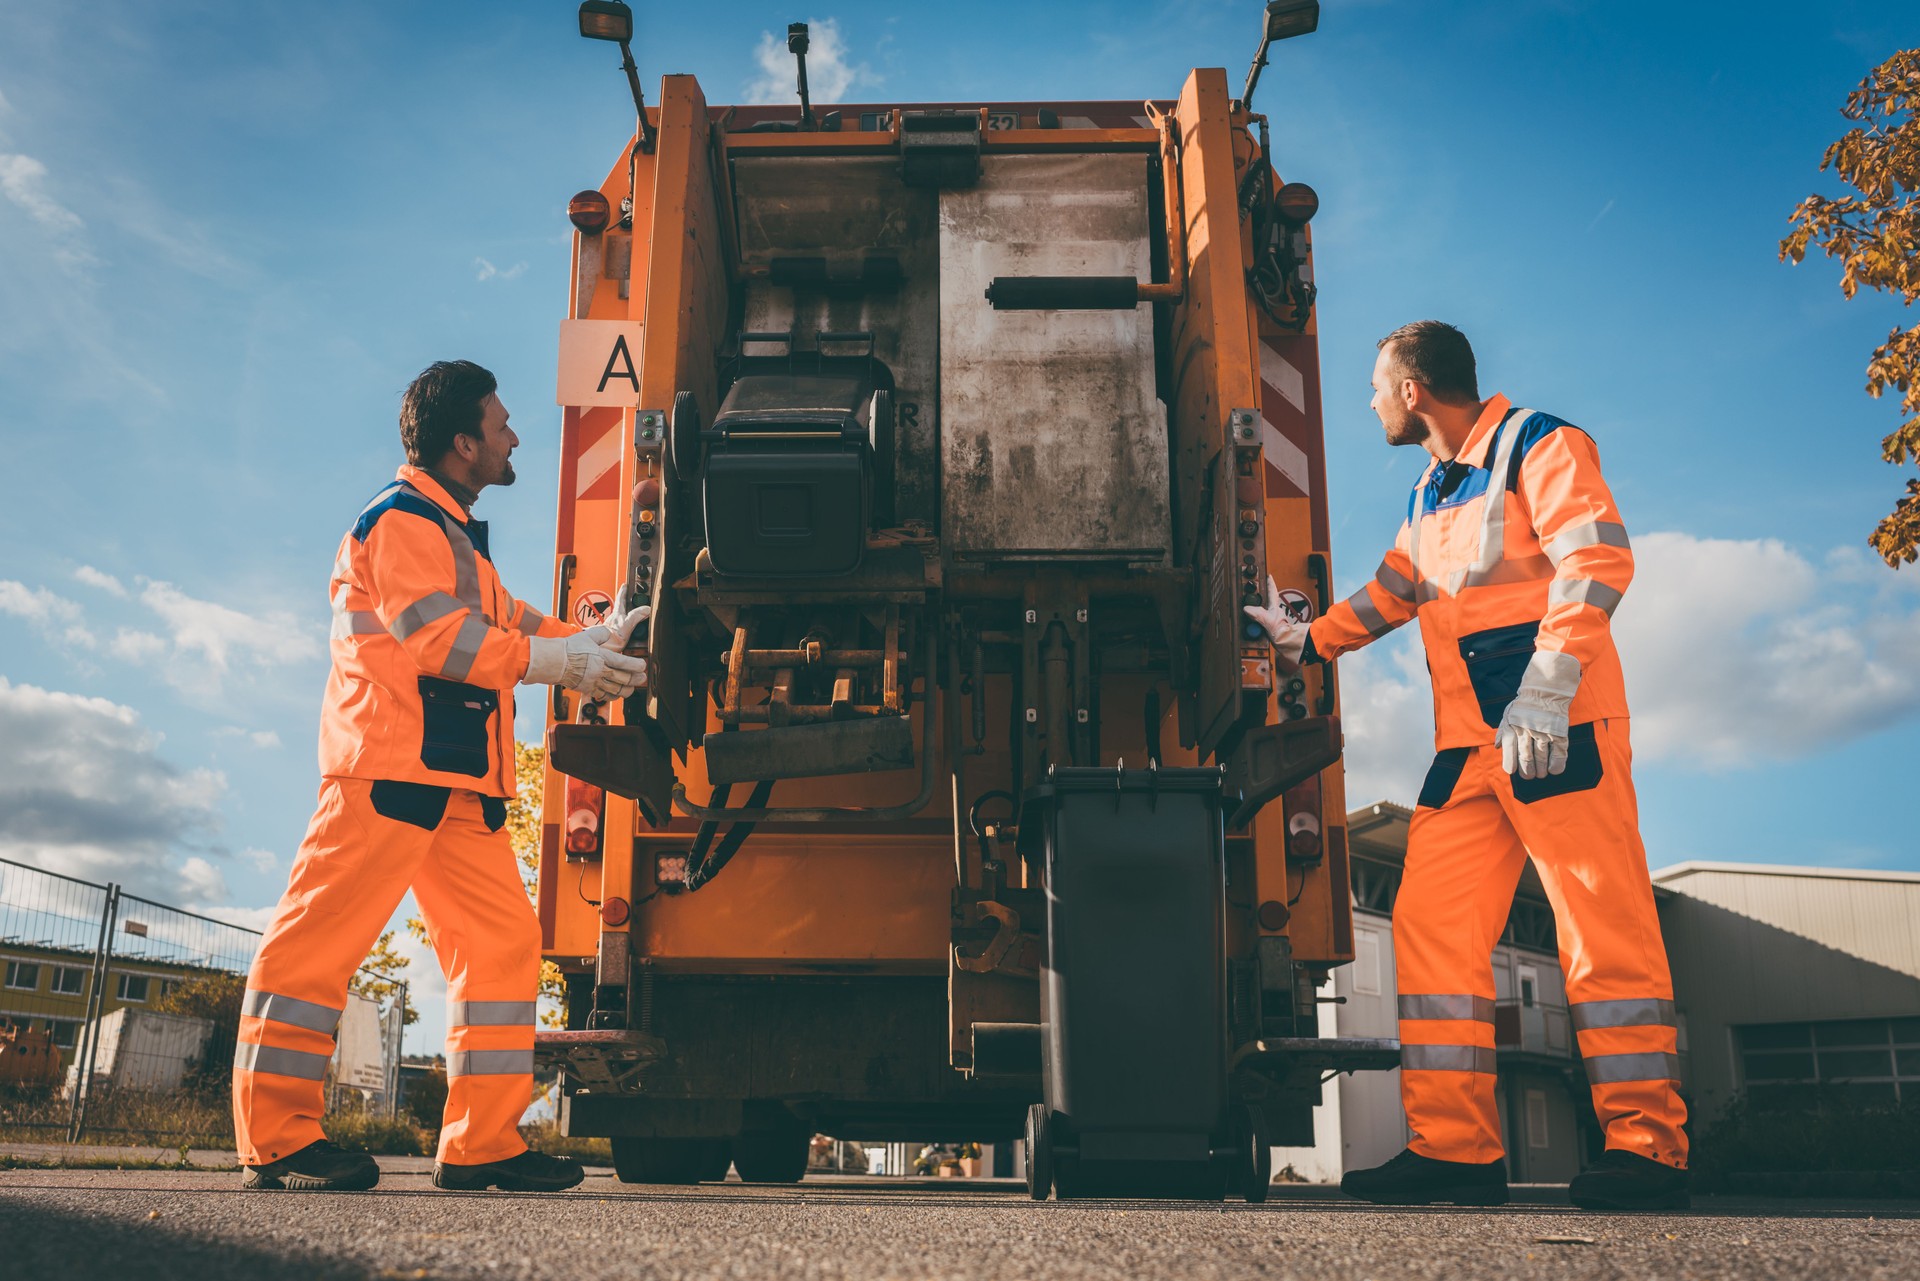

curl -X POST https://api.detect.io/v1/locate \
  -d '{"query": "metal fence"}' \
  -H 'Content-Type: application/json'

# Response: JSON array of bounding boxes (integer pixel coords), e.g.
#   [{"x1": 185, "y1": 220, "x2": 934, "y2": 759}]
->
[{"x1": 0, "y1": 856, "x2": 407, "y2": 1143}]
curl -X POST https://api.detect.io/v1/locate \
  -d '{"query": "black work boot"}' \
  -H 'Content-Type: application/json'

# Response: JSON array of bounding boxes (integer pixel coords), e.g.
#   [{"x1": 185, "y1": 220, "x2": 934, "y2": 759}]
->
[
  {"x1": 242, "y1": 1139, "x2": 380, "y2": 1191},
  {"x1": 1341, "y1": 1147, "x2": 1508, "y2": 1206},
  {"x1": 1569, "y1": 1149, "x2": 1690, "y2": 1211},
  {"x1": 434, "y1": 1148, "x2": 586, "y2": 1192}
]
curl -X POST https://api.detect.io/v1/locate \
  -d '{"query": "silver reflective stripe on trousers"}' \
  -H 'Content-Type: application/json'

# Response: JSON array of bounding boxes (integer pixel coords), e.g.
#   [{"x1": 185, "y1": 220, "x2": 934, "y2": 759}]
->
[
  {"x1": 1398, "y1": 993, "x2": 1495, "y2": 1023},
  {"x1": 448, "y1": 1000, "x2": 537, "y2": 1028},
  {"x1": 242, "y1": 989, "x2": 343, "y2": 1035},
  {"x1": 1548, "y1": 577, "x2": 1624, "y2": 616},
  {"x1": 447, "y1": 1049, "x2": 535, "y2": 1077},
  {"x1": 234, "y1": 1040, "x2": 332, "y2": 1080},
  {"x1": 1544, "y1": 519, "x2": 1631, "y2": 565},
  {"x1": 1585, "y1": 1051, "x2": 1682, "y2": 1084},
  {"x1": 1570, "y1": 997, "x2": 1677, "y2": 1032},
  {"x1": 1400, "y1": 1043, "x2": 1498, "y2": 1074}
]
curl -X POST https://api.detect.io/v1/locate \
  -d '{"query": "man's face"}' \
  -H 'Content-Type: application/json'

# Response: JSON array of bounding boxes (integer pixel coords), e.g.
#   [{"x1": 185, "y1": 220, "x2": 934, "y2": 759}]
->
[
  {"x1": 1370, "y1": 345, "x2": 1428, "y2": 447},
  {"x1": 468, "y1": 391, "x2": 519, "y2": 488}
]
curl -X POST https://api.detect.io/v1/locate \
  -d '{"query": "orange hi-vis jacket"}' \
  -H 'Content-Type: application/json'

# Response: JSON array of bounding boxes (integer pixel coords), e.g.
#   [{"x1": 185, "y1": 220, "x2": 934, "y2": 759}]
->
[
  {"x1": 321, "y1": 465, "x2": 576, "y2": 796},
  {"x1": 1308, "y1": 394, "x2": 1633, "y2": 747}
]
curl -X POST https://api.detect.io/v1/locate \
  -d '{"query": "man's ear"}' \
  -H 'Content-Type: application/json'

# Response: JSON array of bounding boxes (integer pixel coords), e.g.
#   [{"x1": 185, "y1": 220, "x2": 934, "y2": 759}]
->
[
  {"x1": 1400, "y1": 378, "x2": 1425, "y2": 413},
  {"x1": 451, "y1": 432, "x2": 480, "y2": 463}
]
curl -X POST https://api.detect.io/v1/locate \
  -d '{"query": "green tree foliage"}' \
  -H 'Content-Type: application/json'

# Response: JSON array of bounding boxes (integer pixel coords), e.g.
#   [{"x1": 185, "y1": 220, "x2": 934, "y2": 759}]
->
[
  {"x1": 1782, "y1": 49, "x2": 1920, "y2": 567},
  {"x1": 350, "y1": 930, "x2": 418, "y2": 1026},
  {"x1": 151, "y1": 970, "x2": 245, "y2": 1100}
]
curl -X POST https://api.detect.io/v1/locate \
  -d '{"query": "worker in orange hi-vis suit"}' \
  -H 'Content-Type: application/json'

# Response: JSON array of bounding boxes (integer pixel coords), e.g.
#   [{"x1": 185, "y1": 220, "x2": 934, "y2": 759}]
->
[
  {"x1": 1247, "y1": 321, "x2": 1689, "y2": 1213},
  {"x1": 234, "y1": 360, "x2": 648, "y2": 1193}
]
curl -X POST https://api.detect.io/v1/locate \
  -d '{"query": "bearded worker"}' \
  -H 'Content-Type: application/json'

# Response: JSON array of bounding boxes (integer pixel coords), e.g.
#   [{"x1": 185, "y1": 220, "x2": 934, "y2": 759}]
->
[
  {"x1": 1247, "y1": 321, "x2": 1689, "y2": 1212},
  {"x1": 233, "y1": 360, "x2": 646, "y2": 1193}
]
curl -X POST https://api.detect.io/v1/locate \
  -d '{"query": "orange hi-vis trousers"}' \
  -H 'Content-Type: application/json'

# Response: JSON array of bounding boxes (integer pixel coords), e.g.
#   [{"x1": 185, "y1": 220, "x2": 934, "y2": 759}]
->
[
  {"x1": 233, "y1": 778, "x2": 541, "y2": 1167},
  {"x1": 1396, "y1": 719, "x2": 1688, "y2": 1170}
]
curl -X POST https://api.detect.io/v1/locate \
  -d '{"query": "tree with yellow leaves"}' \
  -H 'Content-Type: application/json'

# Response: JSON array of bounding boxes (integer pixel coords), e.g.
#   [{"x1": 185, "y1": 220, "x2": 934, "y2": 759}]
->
[{"x1": 1782, "y1": 49, "x2": 1920, "y2": 566}]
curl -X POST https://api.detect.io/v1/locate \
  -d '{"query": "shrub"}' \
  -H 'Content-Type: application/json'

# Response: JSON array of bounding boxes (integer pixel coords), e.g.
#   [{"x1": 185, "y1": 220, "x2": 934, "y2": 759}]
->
[{"x1": 1694, "y1": 1091, "x2": 1920, "y2": 1176}]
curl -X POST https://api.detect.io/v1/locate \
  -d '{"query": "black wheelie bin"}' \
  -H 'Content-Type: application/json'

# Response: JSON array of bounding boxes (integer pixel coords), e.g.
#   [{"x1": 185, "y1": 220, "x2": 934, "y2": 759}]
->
[{"x1": 1016, "y1": 763, "x2": 1268, "y2": 1200}]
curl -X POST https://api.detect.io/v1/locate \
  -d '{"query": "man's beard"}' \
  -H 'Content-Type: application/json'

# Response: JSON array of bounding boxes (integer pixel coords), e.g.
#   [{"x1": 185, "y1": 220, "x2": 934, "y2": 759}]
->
[
  {"x1": 491, "y1": 457, "x2": 517, "y2": 487},
  {"x1": 1383, "y1": 411, "x2": 1429, "y2": 447}
]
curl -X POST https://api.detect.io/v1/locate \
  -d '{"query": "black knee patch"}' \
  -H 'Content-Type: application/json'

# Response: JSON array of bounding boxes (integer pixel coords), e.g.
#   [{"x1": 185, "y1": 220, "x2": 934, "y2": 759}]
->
[
  {"x1": 369, "y1": 780, "x2": 452, "y2": 830},
  {"x1": 480, "y1": 796, "x2": 508, "y2": 832},
  {"x1": 1512, "y1": 722, "x2": 1604, "y2": 803},
  {"x1": 1416, "y1": 748, "x2": 1472, "y2": 809}
]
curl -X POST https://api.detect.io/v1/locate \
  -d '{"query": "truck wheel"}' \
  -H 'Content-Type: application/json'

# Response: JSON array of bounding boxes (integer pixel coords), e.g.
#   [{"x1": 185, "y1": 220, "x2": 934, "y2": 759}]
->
[
  {"x1": 731, "y1": 1125, "x2": 809, "y2": 1184},
  {"x1": 610, "y1": 1136, "x2": 731, "y2": 1185},
  {"x1": 669, "y1": 390, "x2": 702, "y2": 483},
  {"x1": 1239, "y1": 1103, "x2": 1271, "y2": 1203},
  {"x1": 1024, "y1": 1103, "x2": 1052, "y2": 1200}
]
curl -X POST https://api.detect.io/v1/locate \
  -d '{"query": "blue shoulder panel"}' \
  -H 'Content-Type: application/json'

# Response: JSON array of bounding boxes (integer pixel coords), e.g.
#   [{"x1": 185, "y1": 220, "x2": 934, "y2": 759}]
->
[
  {"x1": 1504, "y1": 411, "x2": 1591, "y2": 490},
  {"x1": 351, "y1": 484, "x2": 448, "y2": 543}
]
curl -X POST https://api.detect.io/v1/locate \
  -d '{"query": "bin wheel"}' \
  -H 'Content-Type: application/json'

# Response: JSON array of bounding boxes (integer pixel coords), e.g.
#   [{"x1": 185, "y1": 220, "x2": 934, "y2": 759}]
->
[
  {"x1": 732, "y1": 1124, "x2": 810, "y2": 1184},
  {"x1": 1239, "y1": 1103, "x2": 1271, "y2": 1203},
  {"x1": 611, "y1": 1136, "x2": 730, "y2": 1185},
  {"x1": 669, "y1": 389, "x2": 702, "y2": 484},
  {"x1": 1024, "y1": 1103, "x2": 1052, "y2": 1200}
]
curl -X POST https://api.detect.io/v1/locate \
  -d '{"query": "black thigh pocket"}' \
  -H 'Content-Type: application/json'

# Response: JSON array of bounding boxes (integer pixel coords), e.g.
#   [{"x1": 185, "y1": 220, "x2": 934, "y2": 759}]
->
[
  {"x1": 1458, "y1": 621, "x2": 1541, "y2": 727},
  {"x1": 369, "y1": 780, "x2": 452, "y2": 830},
  {"x1": 417, "y1": 676, "x2": 498, "y2": 778},
  {"x1": 1511, "y1": 722, "x2": 1605, "y2": 804},
  {"x1": 480, "y1": 796, "x2": 507, "y2": 832},
  {"x1": 1416, "y1": 748, "x2": 1472, "y2": 809}
]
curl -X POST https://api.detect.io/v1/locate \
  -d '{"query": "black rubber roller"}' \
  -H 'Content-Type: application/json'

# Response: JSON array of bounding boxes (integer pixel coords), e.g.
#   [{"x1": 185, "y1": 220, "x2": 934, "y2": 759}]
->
[{"x1": 985, "y1": 275, "x2": 1141, "y2": 310}]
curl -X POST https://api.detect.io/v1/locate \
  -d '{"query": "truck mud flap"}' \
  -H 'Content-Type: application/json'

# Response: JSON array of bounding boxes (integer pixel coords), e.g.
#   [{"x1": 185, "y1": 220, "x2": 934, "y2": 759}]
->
[
  {"x1": 548, "y1": 723, "x2": 676, "y2": 828},
  {"x1": 1223, "y1": 715, "x2": 1342, "y2": 830},
  {"x1": 534, "y1": 1029, "x2": 667, "y2": 1094},
  {"x1": 702, "y1": 715, "x2": 913, "y2": 785}
]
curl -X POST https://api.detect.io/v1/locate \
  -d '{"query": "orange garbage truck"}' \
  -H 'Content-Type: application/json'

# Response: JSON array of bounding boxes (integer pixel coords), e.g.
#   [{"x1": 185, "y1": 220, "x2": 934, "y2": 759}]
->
[{"x1": 534, "y1": 1, "x2": 1393, "y2": 1198}]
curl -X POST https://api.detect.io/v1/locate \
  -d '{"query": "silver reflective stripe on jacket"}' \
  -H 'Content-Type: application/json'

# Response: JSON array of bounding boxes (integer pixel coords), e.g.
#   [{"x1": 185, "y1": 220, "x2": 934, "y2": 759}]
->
[
  {"x1": 1543, "y1": 519, "x2": 1630, "y2": 566},
  {"x1": 1398, "y1": 993, "x2": 1496, "y2": 1023},
  {"x1": 242, "y1": 989, "x2": 343, "y2": 1036},
  {"x1": 1400, "y1": 1043, "x2": 1498, "y2": 1074},
  {"x1": 514, "y1": 609, "x2": 546, "y2": 636},
  {"x1": 1570, "y1": 997, "x2": 1677, "y2": 1032},
  {"x1": 390, "y1": 590, "x2": 466, "y2": 640},
  {"x1": 1548, "y1": 578, "x2": 1624, "y2": 616},
  {"x1": 448, "y1": 1000, "x2": 537, "y2": 1028},
  {"x1": 234, "y1": 1040, "x2": 332, "y2": 1080},
  {"x1": 1585, "y1": 1051, "x2": 1682, "y2": 1084},
  {"x1": 447, "y1": 1048, "x2": 535, "y2": 1077}
]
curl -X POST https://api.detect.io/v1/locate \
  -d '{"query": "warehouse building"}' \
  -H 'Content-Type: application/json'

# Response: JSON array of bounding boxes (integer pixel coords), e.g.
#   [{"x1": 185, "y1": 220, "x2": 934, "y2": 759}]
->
[{"x1": 1274, "y1": 803, "x2": 1920, "y2": 1182}]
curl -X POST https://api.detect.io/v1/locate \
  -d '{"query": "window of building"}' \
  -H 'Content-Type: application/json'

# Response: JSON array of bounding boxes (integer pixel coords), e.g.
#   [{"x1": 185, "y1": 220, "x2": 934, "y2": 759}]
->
[
  {"x1": 1352, "y1": 929, "x2": 1382, "y2": 996},
  {"x1": 115, "y1": 973, "x2": 151, "y2": 1003},
  {"x1": 1502, "y1": 899, "x2": 1558, "y2": 954},
  {"x1": 1350, "y1": 858, "x2": 1401, "y2": 916},
  {"x1": 3, "y1": 962, "x2": 40, "y2": 991},
  {"x1": 1737, "y1": 1019, "x2": 1920, "y2": 1108},
  {"x1": 1526, "y1": 1088, "x2": 1551, "y2": 1149},
  {"x1": 1517, "y1": 964, "x2": 1539, "y2": 1009},
  {"x1": 48, "y1": 1019, "x2": 79, "y2": 1050},
  {"x1": 52, "y1": 966, "x2": 86, "y2": 995}
]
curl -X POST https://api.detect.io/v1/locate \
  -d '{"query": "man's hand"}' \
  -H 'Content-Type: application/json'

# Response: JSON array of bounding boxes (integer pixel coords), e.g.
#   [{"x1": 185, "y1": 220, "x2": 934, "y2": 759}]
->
[
  {"x1": 523, "y1": 631, "x2": 648, "y2": 702},
  {"x1": 1495, "y1": 648, "x2": 1583, "y2": 780},
  {"x1": 1243, "y1": 575, "x2": 1310, "y2": 673}
]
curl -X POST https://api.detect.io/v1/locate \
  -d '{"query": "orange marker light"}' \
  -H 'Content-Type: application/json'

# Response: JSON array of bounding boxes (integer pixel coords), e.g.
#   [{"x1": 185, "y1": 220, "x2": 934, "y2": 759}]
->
[
  {"x1": 569, "y1": 189, "x2": 611, "y2": 234},
  {"x1": 599, "y1": 896, "x2": 630, "y2": 927}
]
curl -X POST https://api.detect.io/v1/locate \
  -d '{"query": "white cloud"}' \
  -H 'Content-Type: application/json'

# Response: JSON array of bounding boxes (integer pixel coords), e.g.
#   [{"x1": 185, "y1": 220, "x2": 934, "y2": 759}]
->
[
  {"x1": 138, "y1": 578, "x2": 323, "y2": 673},
  {"x1": 0, "y1": 578, "x2": 85, "y2": 630},
  {"x1": 744, "y1": 18, "x2": 873, "y2": 107},
  {"x1": 108, "y1": 628, "x2": 166, "y2": 661},
  {"x1": 239, "y1": 847, "x2": 279, "y2": 875},
  {"x1": 0, "y1": 677, "x2": 230, "y2": 902},
  {"x1": 0, "y1": 152, "x2": 96, "y2": 273},
  {"x1": 201, "y1": 903, "x2": 278, "y2": 933},
  {"x1": 213, "y1": 724, "x2": 282, "y2": 749},
  {"x1": 474, "y1": 257, "x2": 526, "y2": 282},
  {"x1": 74, "y1": 564, "x2": 128, "y2": 597},
  {"x1": 1332, "y1": 532, "x2": 1920, "y2": 803}
]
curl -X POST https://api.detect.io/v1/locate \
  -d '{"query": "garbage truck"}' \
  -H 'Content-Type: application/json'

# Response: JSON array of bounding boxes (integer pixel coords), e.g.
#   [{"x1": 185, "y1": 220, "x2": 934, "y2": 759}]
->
[{"x1": 533, "y1": 0, "x2": 1395, "y2": 1199}]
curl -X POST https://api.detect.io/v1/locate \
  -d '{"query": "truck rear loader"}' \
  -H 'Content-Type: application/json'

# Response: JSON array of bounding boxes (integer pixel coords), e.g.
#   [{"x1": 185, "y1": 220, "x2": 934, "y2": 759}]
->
[{"x1": 534, "y1": 0, "x2": 1395, "y2": 1199}]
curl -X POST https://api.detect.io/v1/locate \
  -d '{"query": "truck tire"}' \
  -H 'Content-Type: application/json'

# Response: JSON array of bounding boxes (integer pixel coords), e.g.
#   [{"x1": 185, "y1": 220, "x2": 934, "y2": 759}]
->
[
  {"x1": 610, "y1": 1136, "x2": 730, "y2": 1185},
  {"x1": 730, "y1": 1125, "x2": 809, "y2": 1184},
  {"x1": 1239, "y1": 1103, "x2": 1271, "y2": 1203},
  {"x1": 1024, "y1": 1103, "x2": 1052, "y2": 1200}
]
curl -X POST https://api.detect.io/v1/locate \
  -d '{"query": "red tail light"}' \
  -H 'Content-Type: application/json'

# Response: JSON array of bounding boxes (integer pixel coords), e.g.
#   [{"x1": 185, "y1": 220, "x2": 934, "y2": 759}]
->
[
  {"x1": 564, "y1": 776, "x2": 605, "y2": 858},
  {"x1": 599, "y1": 896, "x2": 630, "y2": 927}
]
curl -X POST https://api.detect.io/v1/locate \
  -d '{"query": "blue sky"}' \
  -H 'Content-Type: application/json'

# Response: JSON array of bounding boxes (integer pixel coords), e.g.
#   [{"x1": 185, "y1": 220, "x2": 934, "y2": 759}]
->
[{"x1": 2, "y1": 1, "x2": 1916, "y2": 1047}]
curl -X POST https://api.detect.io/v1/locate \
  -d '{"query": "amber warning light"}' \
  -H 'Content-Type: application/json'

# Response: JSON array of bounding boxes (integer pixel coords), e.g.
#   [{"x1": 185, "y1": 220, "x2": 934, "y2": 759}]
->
[{"x1": 569, "y1": 189, "x2": 611, "y2": 234}]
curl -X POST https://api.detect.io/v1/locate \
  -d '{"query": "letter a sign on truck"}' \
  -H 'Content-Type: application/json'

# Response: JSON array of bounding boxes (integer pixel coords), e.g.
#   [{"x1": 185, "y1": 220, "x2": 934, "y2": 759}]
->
[{"x1": 556, "y1": 319, "x2": 647, "y2": 407}]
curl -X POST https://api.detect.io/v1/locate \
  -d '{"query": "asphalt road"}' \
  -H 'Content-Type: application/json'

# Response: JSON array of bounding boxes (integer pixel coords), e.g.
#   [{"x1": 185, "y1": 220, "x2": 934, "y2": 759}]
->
[{"x1": 2, "y1": 1166, "x2": 1915, "y2": 1281}]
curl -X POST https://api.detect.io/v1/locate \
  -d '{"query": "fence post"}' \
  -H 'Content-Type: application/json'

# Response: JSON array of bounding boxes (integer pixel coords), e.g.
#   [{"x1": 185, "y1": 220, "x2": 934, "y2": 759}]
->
[{"x1": 67, "y1": 883, "x2": 120, "y2": 1143}]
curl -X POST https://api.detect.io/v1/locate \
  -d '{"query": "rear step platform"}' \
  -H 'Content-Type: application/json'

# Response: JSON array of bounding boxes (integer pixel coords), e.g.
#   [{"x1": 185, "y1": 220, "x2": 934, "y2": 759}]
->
[{"x1": 534, "y1": 1029, "x2": 666, "y2": 1094}]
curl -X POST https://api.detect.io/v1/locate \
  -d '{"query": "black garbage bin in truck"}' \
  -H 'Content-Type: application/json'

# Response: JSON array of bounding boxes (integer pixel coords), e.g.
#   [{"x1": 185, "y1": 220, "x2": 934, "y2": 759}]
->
[{"x1": 1017, "y1": 764, "x2": 1269, "y2": 1201}]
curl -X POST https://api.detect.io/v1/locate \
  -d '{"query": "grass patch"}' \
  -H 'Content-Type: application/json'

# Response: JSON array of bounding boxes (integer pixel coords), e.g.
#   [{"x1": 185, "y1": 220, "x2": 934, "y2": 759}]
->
[
  {"x1": 521, "y1": 1119, "x2": 612, "y2": 1165},
  {"x1": 324, "y1": 1109, "x2": 434, "y2": 1157}
]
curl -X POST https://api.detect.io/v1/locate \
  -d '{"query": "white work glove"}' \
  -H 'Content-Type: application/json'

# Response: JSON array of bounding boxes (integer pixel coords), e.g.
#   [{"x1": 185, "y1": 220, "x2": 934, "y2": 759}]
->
[
  {"x1": 580, "y1": 603, "x2": 650, "y2": 650},
  {"x1": 1242, "y1": 575, "x2": 1310, "y2": 673},
  {"x1": 1495, "y1": 652, "x2": 1580, "y2": 780},
  {"x1": 523, "y1": 630, "x2": 648, "y2": 703}
]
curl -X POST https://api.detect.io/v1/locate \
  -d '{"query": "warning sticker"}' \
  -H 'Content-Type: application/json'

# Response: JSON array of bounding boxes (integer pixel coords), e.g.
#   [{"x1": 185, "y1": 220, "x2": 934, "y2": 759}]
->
[
  {"x1": 1275, "y1": 587, "x2": 1314, "y2": 624},
  {"x1": 573, "y1": 590, "x2": 613, "y2": 628}
]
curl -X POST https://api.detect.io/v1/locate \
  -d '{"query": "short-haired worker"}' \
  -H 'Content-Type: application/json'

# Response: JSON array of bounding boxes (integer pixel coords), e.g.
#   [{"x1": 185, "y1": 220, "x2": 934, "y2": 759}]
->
[
  {"x1": 232, "y1": 361, "x2": 646, "y2": 1192},
  {"x1": 1247, "y1": 322, "x2": 1689, "y2": 1211}
]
